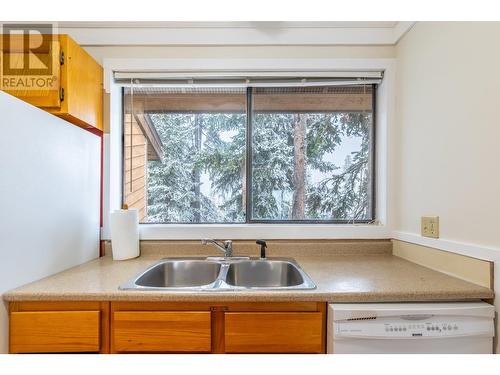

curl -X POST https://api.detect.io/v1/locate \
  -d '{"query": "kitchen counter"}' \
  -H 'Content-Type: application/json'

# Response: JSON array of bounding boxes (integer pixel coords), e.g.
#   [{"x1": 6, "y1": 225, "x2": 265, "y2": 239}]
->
[{"x1": 3, "y1": 242, "x2": 494, "y2": 302}]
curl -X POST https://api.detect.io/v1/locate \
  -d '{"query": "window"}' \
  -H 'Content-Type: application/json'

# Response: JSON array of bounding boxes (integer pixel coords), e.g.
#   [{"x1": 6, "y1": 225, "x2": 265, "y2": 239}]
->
[{"x1": 123, "y1": 84, "x2": 375, "y2": 224}]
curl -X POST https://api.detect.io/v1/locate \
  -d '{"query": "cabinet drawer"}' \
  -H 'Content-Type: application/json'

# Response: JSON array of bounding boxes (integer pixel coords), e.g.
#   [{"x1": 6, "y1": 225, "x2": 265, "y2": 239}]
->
[
  {"x1": 112, "y1": 311, "x2": 211, "y2": 353},
  {"x1": 10, "y1": 311, "x2": 101, "y2": 353},
  {"x1": 225, "y1": 312, "x2": 323, "y2": 353}
]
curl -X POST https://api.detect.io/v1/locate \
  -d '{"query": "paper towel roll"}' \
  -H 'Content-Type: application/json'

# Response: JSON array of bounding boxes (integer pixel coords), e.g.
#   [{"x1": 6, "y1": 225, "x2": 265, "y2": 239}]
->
[{"x1": 110, "y1": 208, "x2": 140, "y2": 260}]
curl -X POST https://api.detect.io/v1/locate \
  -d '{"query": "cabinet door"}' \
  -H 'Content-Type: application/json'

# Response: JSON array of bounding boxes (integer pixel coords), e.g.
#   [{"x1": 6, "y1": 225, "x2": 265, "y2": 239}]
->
[
  {"x1": 112, "y1": 311, "x2": 211, "y2": 353},
  {"x1": 53, "y1": 35, "x2": 103, "y2": 130},
  {"x1": 225, "y1": 312, "x2": 324, "y2": 353},
  {"x1": 1, "y1": 37, "x2": 62, "y2": 108},
  {"x1": 10, "y1": 311, "x2": 101, "y2": 353}
]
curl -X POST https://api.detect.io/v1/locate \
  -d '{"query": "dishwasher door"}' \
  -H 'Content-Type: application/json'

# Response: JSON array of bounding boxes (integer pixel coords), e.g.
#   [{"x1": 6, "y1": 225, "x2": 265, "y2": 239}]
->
[{"x1": 328, "y1": 302, "x2": 495, "y2": 354}]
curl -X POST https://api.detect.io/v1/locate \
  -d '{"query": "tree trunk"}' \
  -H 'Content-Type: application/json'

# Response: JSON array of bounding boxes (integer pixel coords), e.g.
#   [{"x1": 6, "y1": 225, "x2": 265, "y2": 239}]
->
[
  {"x1": 241, "y1": 159, "x2": 246, "y2": 217},
  {"x1": 291, "y1": 114, "x2": 306, "y2": 219}
]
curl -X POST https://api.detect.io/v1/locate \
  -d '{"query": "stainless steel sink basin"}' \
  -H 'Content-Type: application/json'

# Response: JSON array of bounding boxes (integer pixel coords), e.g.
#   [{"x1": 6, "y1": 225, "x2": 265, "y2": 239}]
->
[
  {"x1": 134, "y1": 259, "x2": 221, "y2": 288},
  {"x1": 120, "y1": 257, "x2": 316, "y2": 291},
  {"x1": 225, "y1": 260, "x2": 305, "y2": 288}
]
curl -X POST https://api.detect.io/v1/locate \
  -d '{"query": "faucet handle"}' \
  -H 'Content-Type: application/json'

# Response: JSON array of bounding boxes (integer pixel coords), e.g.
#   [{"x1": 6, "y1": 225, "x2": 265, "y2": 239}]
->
[
  {"x1": 224, "y1": 240, "x2": 233, "y2": 257},
  {"x1": 256, "y1": 240, "x2": 267, "y2": 259}
]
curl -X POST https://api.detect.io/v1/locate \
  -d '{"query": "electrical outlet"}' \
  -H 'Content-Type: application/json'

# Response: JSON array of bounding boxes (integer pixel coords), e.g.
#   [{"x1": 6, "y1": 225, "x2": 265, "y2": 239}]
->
[{"x1": 421, "y1": 216, "x2": 439, "y2": 238}]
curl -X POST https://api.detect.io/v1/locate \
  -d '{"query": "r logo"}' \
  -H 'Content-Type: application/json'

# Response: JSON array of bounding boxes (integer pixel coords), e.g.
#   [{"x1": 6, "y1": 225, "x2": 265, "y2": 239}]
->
[{"x1": 2, "y1": 24, "x2": 54, "y2": 76}]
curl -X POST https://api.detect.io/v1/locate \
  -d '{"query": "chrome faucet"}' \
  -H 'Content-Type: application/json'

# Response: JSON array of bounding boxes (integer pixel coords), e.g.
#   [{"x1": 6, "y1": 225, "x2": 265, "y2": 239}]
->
[{"x1": 201, "y1": 239, "x2": 233, "y2": 257}]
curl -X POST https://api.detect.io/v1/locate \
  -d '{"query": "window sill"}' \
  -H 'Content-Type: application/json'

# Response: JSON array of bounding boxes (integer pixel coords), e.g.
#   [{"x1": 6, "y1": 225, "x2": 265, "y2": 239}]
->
[{"x1": 139, "y1": 223, "x2": 390, "y2": 240}]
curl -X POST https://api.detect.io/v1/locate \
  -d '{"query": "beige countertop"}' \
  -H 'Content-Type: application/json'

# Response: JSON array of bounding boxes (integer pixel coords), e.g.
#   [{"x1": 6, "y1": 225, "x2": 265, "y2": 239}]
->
[{"x1": 2, "y1": 242, "x2": 494, "y2": 302}]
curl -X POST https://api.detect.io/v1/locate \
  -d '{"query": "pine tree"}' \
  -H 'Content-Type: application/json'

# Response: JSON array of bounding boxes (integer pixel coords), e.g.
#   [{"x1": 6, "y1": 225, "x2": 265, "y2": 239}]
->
[
  {"x1": 306, "y1": 112, "x2": 372, "y2": 220},
  {"x1": 145, "y1": 107, "x2": 371, "y2": 222},
  {"x1": 146, "y1": 112, "x2": 246, "y2": 223}
]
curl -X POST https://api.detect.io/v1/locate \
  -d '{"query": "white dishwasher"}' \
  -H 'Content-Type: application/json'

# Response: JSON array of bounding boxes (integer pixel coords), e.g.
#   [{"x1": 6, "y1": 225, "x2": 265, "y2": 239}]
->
[{"x1": 328, "y1": 302, "x2": 495, "y2": 354}]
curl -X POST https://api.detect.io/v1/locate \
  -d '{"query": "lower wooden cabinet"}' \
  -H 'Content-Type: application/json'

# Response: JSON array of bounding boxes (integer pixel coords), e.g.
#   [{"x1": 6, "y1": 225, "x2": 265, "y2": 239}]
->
[
  {"x1": 9, "y1": 301, "x2": 109, "y2": 353},
  {"x1": 113, "y1": 311, "x2": 211, "y2": 353},
  {"x1": 9, "y1": 301, "x2": 326, "y2": 354},
  {"x1": 110, "y1": 301, "x2": 326, "y2": 354},
  {"x1": 225, "y1": 312, "x2": 324, "y2": 353}
]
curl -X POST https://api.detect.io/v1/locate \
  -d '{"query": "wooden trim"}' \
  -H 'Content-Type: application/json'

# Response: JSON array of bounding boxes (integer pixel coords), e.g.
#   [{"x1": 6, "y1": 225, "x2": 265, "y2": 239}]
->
[
  {"x1": 319, "y1": 302, "x2": 327, "y2": 353},
  {"x1": 211, "y1": 307, "x2": 226, "y2": 353},
  {"x1": 226, "y1": 302, "x2": 321, "y2": 312},
  {"x1": 99, "y1": 301, "x2": 110, "y2": 353},
  {"x1": 12, "y1": 301, "x2": 104, "y2": 311},
  {"x1": 111, "y1": 301, "x2": 320, "y2": 312},
  {"x1": 110, "y1": 301, "x2": 117, "y2": 353},
  {"x1": 134, "y1": 113, "x2": 163, "y2": 161}
]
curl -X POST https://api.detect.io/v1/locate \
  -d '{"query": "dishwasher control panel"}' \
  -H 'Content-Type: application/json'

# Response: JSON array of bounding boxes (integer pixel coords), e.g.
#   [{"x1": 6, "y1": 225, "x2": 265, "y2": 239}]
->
[
  {"x1": 335, "y1": 316, "x2": 493, "y2": 338},
  {"x1": 329, "y1": 303, "x2": 495, "y2": 353},
  {"x1": 383, "y1": 321, "x2": 460, "y2": 336}
]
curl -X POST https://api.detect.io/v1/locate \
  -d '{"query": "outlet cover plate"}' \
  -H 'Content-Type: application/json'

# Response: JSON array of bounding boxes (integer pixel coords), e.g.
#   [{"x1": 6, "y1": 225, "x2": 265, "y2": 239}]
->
[{"x1": 421, "y1": 216, "x2": 439, "y2": 238}]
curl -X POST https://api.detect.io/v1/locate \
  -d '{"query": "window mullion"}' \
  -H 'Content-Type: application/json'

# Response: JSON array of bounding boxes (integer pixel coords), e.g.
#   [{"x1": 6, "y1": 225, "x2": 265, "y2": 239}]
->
[{"x1": 245, "y1": 87, "x2": 253, "y2": 223}]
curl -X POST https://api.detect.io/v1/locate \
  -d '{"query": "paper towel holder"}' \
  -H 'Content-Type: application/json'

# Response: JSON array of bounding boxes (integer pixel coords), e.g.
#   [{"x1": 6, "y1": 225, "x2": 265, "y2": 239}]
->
[{"x1": 110, "y1": 206, "x2": 140, "y2": 261}]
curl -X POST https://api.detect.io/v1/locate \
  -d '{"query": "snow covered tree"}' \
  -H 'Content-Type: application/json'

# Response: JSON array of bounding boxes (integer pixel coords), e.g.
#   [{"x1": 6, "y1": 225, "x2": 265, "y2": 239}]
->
[
  {"x1": 143, "y1": 90, "x2": 372, "y2": 223},
  {"x1": 196, "y1": 113, "x2": 246, "y2": 222},
  {"x1": 306, "y1": 112, "x2": 372, "y2": 220},
  {"x1": 251, "y1": 111, "x2": 371, "y2": 221},
  {"x1": 146, "y1": 112, "x2": 245, "y2": 223}
]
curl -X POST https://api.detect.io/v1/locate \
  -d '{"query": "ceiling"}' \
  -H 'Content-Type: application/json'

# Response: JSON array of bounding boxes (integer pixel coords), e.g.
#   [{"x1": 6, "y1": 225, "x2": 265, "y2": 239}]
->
[
  {"x1": 57, "y1": 22, "x2": 414, "y2": 46},
  {"x1": 58, "y1": 22, "x2": 400, "y2": 28}
]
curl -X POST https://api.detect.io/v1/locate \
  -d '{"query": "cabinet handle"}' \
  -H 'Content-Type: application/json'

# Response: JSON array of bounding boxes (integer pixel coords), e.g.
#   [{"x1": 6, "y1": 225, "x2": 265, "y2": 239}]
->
[
  {"x1": 60, "y1": 51, "x2": 65, "y2": 65},
  {"x1": 60, "y1": 88, "x2": 65, "y2": 102}
]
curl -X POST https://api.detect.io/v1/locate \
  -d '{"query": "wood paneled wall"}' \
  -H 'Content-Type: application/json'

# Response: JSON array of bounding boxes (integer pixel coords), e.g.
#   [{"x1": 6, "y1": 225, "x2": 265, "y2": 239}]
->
[{"x1": 124, "y1": 114, "x2": 147, "y2": 221}]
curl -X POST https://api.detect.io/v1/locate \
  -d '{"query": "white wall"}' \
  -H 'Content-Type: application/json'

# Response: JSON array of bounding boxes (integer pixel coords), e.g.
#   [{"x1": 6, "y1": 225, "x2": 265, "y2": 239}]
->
[
  {"x1": 84, "y1": 45, "x2": 395, "y2": 65},
  {"x1": 395, "y1": 22, "x2": 500, "y2": 248},
  {"x1": 0, "y1": 92, "x2": 101, "y2": 353},
  {"x1": 395, "y1": 21, "x2": 500, "y2": 352}
]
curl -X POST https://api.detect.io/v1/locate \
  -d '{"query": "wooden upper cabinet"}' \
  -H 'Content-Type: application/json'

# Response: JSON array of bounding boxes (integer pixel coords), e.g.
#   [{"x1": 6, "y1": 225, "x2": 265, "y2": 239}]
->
[
  {"x1": 1, "y1": 34, "x2": 103, "y2": 131},
  {"x1": 1, "y1": 35, "x2": 62, "y2": 108}
]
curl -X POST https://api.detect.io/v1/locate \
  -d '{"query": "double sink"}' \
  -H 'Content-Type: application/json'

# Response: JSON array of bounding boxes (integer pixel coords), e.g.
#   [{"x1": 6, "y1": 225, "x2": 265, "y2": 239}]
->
[{"x1": 120, "y1": 257, "x2": 316, "y2": 291}]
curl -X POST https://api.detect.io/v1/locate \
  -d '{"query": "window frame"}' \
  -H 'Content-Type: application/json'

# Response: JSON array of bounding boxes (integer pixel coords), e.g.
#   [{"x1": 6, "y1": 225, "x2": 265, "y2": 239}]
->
[
  {"x1": 246, "y1": 85, "x2": 376, "y2": 224},
  {"x1": 103, "y1": 57, "x2": 394, "y2": 240},
  {"x1": 121, "y1": 85, "x2": 377, "y2": 224}
]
